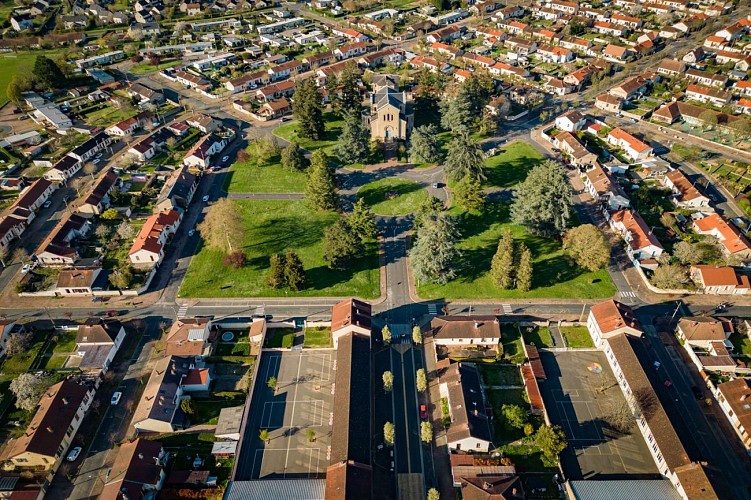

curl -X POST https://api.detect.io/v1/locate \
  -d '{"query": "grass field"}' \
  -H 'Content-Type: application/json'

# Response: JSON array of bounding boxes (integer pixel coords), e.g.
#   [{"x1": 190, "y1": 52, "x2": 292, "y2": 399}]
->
[
  {"x1": 83, "y1": 105, "x2": 136, "y2": 128},
  {"x1": 304, "y1": 327, "x2": 332, "y2": 348},
  {"x1": 560, "y1": 326, "x2": 594, "y2": 348},
  {"x1": 274, "y1": 112, "x2": 342, "y2": 157},
  {"x1": 417, "y1": 202, "x2": 616, "y2": 300},
  {"x1": 264, "y1": 328, "x2": 296, "y2": 348},
  {"x1": 224, "y1": 149, "x2": 307, "y2": 193},
  {"x1": 129, "y1": 59, "x2": 182, "y2": 75},
  {"x1": 523, "y1": 326, "x2": 554, "y2": 348},
  {"x1": 180, "y1": 200, "x2": 380, "y2": 298},
  {"x1": 501, "y1": 324, "x2": 525, "y2": 364},
  {"x1": 484, "y1": 141, "x2": 545, "y2": 188},
  {"x1": 358, "y1": 178, "x2": 427, "y2": 216},
  {"x1": 0, "y1": 53, "x2": 43, "y2": 107},
  {"x1": 477, "y1": 364, "x2": 521, "y2": 386}
]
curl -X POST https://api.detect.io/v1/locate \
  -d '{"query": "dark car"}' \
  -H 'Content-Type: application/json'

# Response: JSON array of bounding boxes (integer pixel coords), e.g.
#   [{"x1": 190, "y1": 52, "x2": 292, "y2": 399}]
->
[
  {"x1": 420, "y1": 404, "x2": 428, "y2": 419},
  {"x1": 691, "y1": 386, "x2": 703, "y2": 400},
  {"x1": 105, "y1": 310, "x2": 119, "y2": 317}
]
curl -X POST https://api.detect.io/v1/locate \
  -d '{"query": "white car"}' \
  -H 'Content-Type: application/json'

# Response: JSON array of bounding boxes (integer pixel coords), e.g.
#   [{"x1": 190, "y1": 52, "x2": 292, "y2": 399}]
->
[
  {"x1": 21, "y1": 264, "x2": 31, "y2": 275},
  {"x1": 92, "y1": 158, "x2": 101, "y2": 164},
  {"x1": 221, "y1": 156, "x2": 229, "y2": 163},
  {"x1": 43, "y1": 200, "x2": 52, "y2": 209},
  {"x1": 67, "y1": 446, "x2": 82, "y2": 462},
  {"x1": 202, "y1": 195, "x2": 210, "y2": 202},
  {"x1": 188, "y1": 229, "x2": 195, "y2": 236},
  {"x1": 111, "y1": 391, "x2": 122, "y2": 406}
]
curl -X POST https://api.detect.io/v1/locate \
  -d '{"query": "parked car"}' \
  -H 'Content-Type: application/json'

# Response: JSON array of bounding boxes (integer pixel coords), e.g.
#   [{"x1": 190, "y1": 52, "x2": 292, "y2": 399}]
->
[
  {"x1": 21, "y1": 264, "x2": 31, "y2": 275},
  {"x1": 67, "y1": 447, "x2": 82, "y2": 461},
  {"x1": 105, "y1": 310, "x2": 119, "y2": 317},
  {"x1": 202, "y1": 195, "x2": 210, "y2": 202},
  {"x1": 111, "y1": 391, "x2": 122, "y2": 406},
  {"x1": 221, "y1": 156, "x2": 229, "y2": 163},
  {"x1": 420, "y1": 404, "x2": 428, "y2": 419},
  {"x1": 42, "y1": 200, "x2": 52, "y2": 209},
  {"x1": 92, "y1": 158, "x2": 101, "y2": 164},
  {"x1": 188, "y1": 229, "x2": 195, "y2": 236}
]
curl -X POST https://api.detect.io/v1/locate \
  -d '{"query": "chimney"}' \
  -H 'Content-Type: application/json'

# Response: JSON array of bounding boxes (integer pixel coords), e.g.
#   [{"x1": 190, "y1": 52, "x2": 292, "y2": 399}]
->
[
  {"x1": 474, "y1": 409, "x2": 478, "y2": 416},
  {"x1": 474, "y1": 321, "x2": 479, "y2": 329}
]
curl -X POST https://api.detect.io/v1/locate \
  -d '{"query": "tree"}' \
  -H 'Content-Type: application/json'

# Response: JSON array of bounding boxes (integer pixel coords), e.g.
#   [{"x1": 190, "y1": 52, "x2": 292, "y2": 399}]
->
[
  {"x1": 490, "y1": 230, "x2": 515, "y2": 289},
  {"x1": 109, "y1": 265, "x2": 132, "y2": 289},
  {"x1": 4, "y1": 331, "x2": 31, "y2": 357},
  {"x1": 412, "y1": 326, "x2": 423, "y2": 345},
  {"x1": 501, "y1": 404, "x2": 528, "y2": 429},
  {"x1": 411, "y1": 211, "x2": 461, "y2": 285},
  {"x1": 83, "y1": 162, "x2": 97, "y2": 180},
  {"x1": 95, "y1": 224, "x2": 110, "y2": 239},
  {"x1": 565, "y1": 17, "x2": 586, "y2": 36},
  {"x1": 443, "y1": 131, "x2": 486, "y2": 183},
  {"x1": 306, "y1": 151, "x2": 339, "y2": 211},
  {"x1": 101, "y1": 208, "x2": 120, "y2": 220},
  {"x1": 699, "y1": 110, "x2": 718, "y2": 130},
  {"x1": 535, "y1": 424, "x2": 568, "y2": 462},
  {"x1": 383, "y1": 370, "x2": 394, "y2": 392},
  {"x1": 563, "y1": 224, "x2": 611, "y2": 272},
  {"x1": 414, "y1": 196, "x2": 445, "y2": 233},
  {"x1": 266, "y1": 253, "x2": 287, "y2": 289},
  {"x1": 116, "y1": 221, "x2": 135, "y2": 240},
  {"x1": 409, "y1": 124, "x2": 443, "y2": 164},
  {"x1": 306, "y1": 428, "x2": 316, "y2": 442},
  {"x1": 652, "y1": 264, "x2": 689, "y2": 289},
  {"x1": 259, "y1": 429, "x2": 270, "y2": 443},
  {"x1": 33, "y1": 55, "x2": 66, "y2": 90},
  {"x1": 440, "y1": 86, "x2": 474, "y2": 133},
  {"x1": 180, "y1": 399, "x2": 195, "y2": 415},
  {"x1": 267, "y1": 376, "x2": 277, "y2": 391},
  {"x1": 335, "y1": 65, "x2": 361, "y2": 114},
  {"x1": 384, "y1": 421, "x2": 395, "y2": 446},
  {"x1": 292, "y1": 78, "x2": 325, "y2": 140},
  {"x1": 283, "y1": 251, "x2": 305, "y2": 291},
  {"x1": 516, "y1": 243, "x2": 533, "y2": 292},
  {"x1": 420, "y1": 421, "x2": 433, "y2": 444},
  {"x1": 323, "y1": 218, "x2": 361, "y2": 270},
  {"x1": 197, "y1": 198, "x2": 244, "y2": 254},
  {"x1": 673, "y1": 241, "x2": 702, "y2": 265},
  {"x1": 729, "y1": 119, "x2": 751, "y2": 141},
  {"x1": 281, "y1": 141, "x2": 307, "y2": 171},
  {"x1": 604, "y1": 399, "x2": 634, "y2": 433},
  {"x1": 223, "y1": 251, "x2": 247, "y2": 269},
  {"x1": 334, "y1": 109, "x2": 370, "y2": 164},
  {"x1": 236, "y1": 148, "x2": 250, "y2": 163},
  {"x1": 453, "y1": 176, "x2": 485, "y2": 212},
  {"x1": 382, "y1": 325, "x2": 392, "y2": 345},
  {"x1": 347, "y1": 201, "x2": 376, "y2": 244},
  {"x1": 12, "y1": 247, "x2": 28, "y2": 264},
  {"x1": 10, "y1": 373, "x2": 49, "y2": 412},
  {"x1": 511, "y1": 160, "x2": 572, "y2": 236},
  {"x1": 7, "y1": 71, "x2": 34, "y2": 105},
  {"x1": 416, "y1": 368, "x2": 427, "y2": 392},
  {"x1": 253, "y1": 137, "x2": 280, "y2": 166},
  {"x1": 524, "y1": 423, "x2": 535, "y2": 436},
  {"x1": 427, "y1": 488, "x2": 440, "y2": 500}
]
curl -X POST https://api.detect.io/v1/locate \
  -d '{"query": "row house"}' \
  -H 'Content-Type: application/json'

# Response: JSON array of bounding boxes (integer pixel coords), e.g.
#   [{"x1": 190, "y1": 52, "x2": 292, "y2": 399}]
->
[
  {"x1": 462, "y1": 52, "x2": 495, "y2": 68},
  {"x1": 335, "y1": 41, "x2": 368, "y2": 60},
  {"x1": 68, "y1": 132, "x2": 113, "y2": 162},
  {"x1": 594, "y1": 21, "x2": 625, "y2": 37},
  {"x1": 548, "y1": 0, "x2": 578, "y2": 14},
  {"x1": 543, "y1": 77, "x2": 573, "y2": 96},
  {"x1": 715, "y1": 21, "x2": 747, "y2": 42},
  {"x1": 685, "y1": 68, "x2": 728, "y2": 88},
  {"x1": 663, "y1": 169, "x2": 710, "y2": 209},
  {"x1": 77, "y1": 171, "x2": 119, "y2": 216},
  {"x1": 357, "y1": 47, "x2": 403, "y2": 68},
  {"x1": 174, "y1": 71, "x2": 212, "y2": 91},
  {"x1": 224, "y1": 70, "x2": 270, "y2": 93},
  {"x1": 257, "y1": 98, "x2": 291, "y2": 120},
  {"x1": 105, "y1": 111, "x2": 149, "y2": 137},
  {"x1": 132, "y1": 355, "x2": 193, "y2": 433},
  {"x1": 531, "y1": 28, "x2": 560, "y2": 44},
  {"x1": 494, "y1": 4, "x2": 524, "y2": 20},
  {"x1": 504, "y1": 36, "x2": 537, "y2": 55},
  {"x1": 609, "y1": 76, "x2": 648, "y2": 101},
  {"x1": 0, "y1": 215, "x2": 27, "y2": 254},
  {"x1": 128, "y1": 84, "x2": 164, "y2": 106},
  {"x1": 44, "y1": 155, "x2": 81, "y2": 183},
  {"x1": 555, "y1": 132, "x2": 598, "y2": 168},
  {"x1": 331, "y1": 28, "x2": 368, "y2": 43},
  {"x1": 255, "y1": 80, "x2": 295, "y2": 102},
  {"x1": 609, "y1": 209, "x2": 664, "y2": 262},
  {"x1": 11, "y1": 177, "x2": 56, "y2": 216},
  {"x1": 156, "y1": 166, "x2": 198, "y2": 212},
  {"x1": 691, "y1": 265, "x2": 750, "y2": 296},
  {"x1": 607, "y1": 128, "x2": 653, "y2": 161},
  {"x1": 268, "y1": 60, "x2": 304, "y2": 82},
  {"x1": 536, "y1": 44, "x2": 573, "y2": 63},
  {"x1": 129, "y1": 209, "x2": 182, "y2": 267},
  {"x1": 559, "y1": 36, "x2": 592, "y2": 53},
  {"x1": 603, "y1": 44, "x2": 634, "y2": 63},
  {"x1": 657, "y1": 58, "x2": 685, "y2": 78},
  {"x1": 500, "y1": 20, "x2": 528, "y2": 36},
  {"x1": 426, "y1": 25, "x2": 464, "y2": 43},
  {"x1": 716, "y1": 378, "x2": 751, "y2": 453},
  {"x1": 489, "y1": 61, "x2": 530, "y2": 80},
  {"x1": 535, "y1": 6, "x2": 562, "y2": 21},
  {"x1": 34, "y1": 213, "x2": 91, "y2": 266},
  {"x1": 303, "y1": 50, "x2": 334, "y2": 69},
  {"x1": 74, "y1": 318, "x2": 126, "y2": 375},
  {"x1": 431, "y1": 42, "x2": 463, "y2": 59},
  {"x1": 584, "y1": 163, "x2": 630, "y2": 210},
  {"x1": 693, "y1": 214, "x2": 751, "y2": 260},
  {"x1": 587, "y1": 299, "x2": 643, "y2": 349},
  {"x1": 186, "y1": 114, "x2": 218, "y2": 134},
  {"x1": 474, "y1": 27, "x2": 507, "y2": 42},
  {"x1": 610, "y1": 13, "x2": 642, "y2": 29},
  {"x1": 685, "y1": 84, "x2": 731, "y2": 107},
  {"x1": 736, "y1": 98, "x2": 751, "y2": 115},
  {"x1": 564, "y1": 65, "x2": 596, "y2": 88},
  {"x1": 410, "y1": 56, "x2": 451, "y2": 73},
  {"x1": 101, "y1": 439, "x2": 167, "y2": 499}
]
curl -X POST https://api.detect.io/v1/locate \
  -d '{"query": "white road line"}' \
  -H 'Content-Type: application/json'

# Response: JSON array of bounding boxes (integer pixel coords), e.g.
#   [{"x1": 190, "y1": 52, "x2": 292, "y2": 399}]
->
[{"x1": 285, "y1": 353, "x2": 303, "y2": 472}]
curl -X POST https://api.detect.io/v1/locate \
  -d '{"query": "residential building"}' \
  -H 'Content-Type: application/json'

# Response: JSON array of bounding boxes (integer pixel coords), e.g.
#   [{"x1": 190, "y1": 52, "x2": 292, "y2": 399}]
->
[
  {"x1": 156, "y1": 166, "x2": 198, "y2": 212},
  {"x1": 34, "y1": 213, "x2": 91, "y2": 266},
  {"x1": 365, "y1": 78, "x2": 413, "y2": 142},
  {"x1": 165, "y1": 317, "x2": 212, "y2": 357},
  {"x1": 685, "y1": 84, "x2": 731, "y2": 107},
  {"x1": 607, "y1": 128, "x2": 653, "y2": 161},
  {"x1": 215, "y1": 405, "x2": 244, "y2": 441},
  {"x1": 693, "y1": 214, "x2": 751, "y2": 260},
  {"x1": 663, "y1": 169, "x2": 710, "y2": 209},
  {"x1": 186, "y1": 114, "x2": 219, "y2": 134},
  {"x1": 657, "y1": 58, "x2": 686, "y2": 77},
  {"x1": 101, "y1": 439, "x2": 167, "y2": 499},
  {"x1": 555, "y1": 132, "x2": 598, "y2": 168},
  {"x1": 430, "y1": 316, "x2": 501, "y2": 347},
  {"x1": 584, "y1": 163, "x2": 630, "y2": 210},
  {"x1": 685, "y1": 69, "x2": 727, "y2": 88},
  {"x1": 44, "y1": 155, "x2": 82, "y2": 183},
  {"x1": 331, "y1": 298, "x2": 371, "y2": 348},
  {"x1": 587, "y1": 299, "x2": 643, "y2": 348},
  {"x1": 183, "y1": 368, "x2": 212, "y2": 392},
  {"x1": 441, "y1": 362, "x2": 493, "y2": 452},
  {"x1": 595, "y1": 93, "x2": 623, "y2": 113},
  {"x1": 555, "y1": 110, "x2": 586, "y2": 132},
  {"x1": 675, "y1": 317, "x2": 733, "y2": 350},
  {"x1": 74, "y1": 318, "x2": 126, "y2": 375},
  {"x1": 68, "y1": 133, "x2": 113, "y2": 162},
  {"x1": 128, "y1": 209, "x2": 182, "y2": 267},
  {"x1": 183, "y1": 134, "x2": 227, "y2": 169},
  {"x1": 609, "y1": 209, "x2": 664, "y2": 262},
  {"x1": 128, "y1": 82, "x2": 164, "y2": 106},
  {"x1": 132, "y1": 356, "x2": 192, "y2": 433},
  {"x1": 77, "y1": 171, "x2": 118, "y2": 215},
  {"x1": 691, "y1": 265, "x2": 750, "y2": 295},
  {"x1": 54, "y1": 268, "x2": 104, "y2": 296},
  {"x1": 0, "y1": 321, "x2": 21, "y2": 357},
  {"x1": 716, "y1": 378, "x2": 751, "y2": 452}
]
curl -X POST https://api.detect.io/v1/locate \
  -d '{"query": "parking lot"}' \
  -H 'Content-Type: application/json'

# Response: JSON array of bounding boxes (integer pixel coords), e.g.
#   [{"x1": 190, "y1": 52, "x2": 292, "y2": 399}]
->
[
  {"x1": 235, "y1": 350, "x2": 335, "y2": 480},
  {"x1": 539, "y1": 350, "x2": 658, "y2": 480}
]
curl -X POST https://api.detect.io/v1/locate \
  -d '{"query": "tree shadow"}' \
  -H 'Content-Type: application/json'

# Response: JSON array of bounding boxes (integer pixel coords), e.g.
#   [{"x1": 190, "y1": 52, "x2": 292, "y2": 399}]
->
[{"x1": 358, "y1": 179, "x2": 423, "y2": 207}]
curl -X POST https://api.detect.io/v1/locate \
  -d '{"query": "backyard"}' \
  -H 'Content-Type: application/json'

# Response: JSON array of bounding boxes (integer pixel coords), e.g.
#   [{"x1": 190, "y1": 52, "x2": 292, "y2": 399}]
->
[
  {"x1": 560, "y1": 326, "x2": 594, "y2": 348},
  {"x1": 304, "y1": 327, "x2": 332, "y2": 348},
  {"x1": 264, "y1": 328, "x2": 296, "y2": 349},
  {"x1": 180, "y1": 199, "x2": 380, "y2": 298}
]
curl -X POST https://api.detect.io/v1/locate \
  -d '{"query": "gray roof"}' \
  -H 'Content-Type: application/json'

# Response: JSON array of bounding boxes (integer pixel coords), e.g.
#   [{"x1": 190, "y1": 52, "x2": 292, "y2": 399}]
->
[
  {"x1": 569, "y1": 480, "x2": 681, "y2": 500},
  {"x1": 77, "y1": 344, "x2": 113, "y2": 370},
  {"x1": 224, "y1": 479, "x2": 326, "y2": 499},
  {"x1": 215, "y1": 405, "x2": 244, "y2": 439}
]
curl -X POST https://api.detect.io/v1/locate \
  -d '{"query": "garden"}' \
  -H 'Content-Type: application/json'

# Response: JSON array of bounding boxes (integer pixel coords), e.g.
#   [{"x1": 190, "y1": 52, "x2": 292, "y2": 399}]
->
[{"x1": 303, "y1": 327, "x2": 332, "y2": 348}]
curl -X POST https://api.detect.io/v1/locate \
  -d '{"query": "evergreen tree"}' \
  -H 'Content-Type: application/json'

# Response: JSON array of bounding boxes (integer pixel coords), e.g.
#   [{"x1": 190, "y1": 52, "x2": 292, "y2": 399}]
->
[
  {"x1": 334, "y1": 109, "x2": 370, "y2": 164},
  {"x1": 292, "y1": 78, "x2": 325, "y2": 140},
  {"x1": 413, "y1": 68, "x2": 445, "y2": 125},
  {"x1": 511, "y1": 160, "x2": 572, "y2": 236},
  {"x1": 444, "y1": 131, "x2": 486, "y2": 183},
  {"x1": 414, "y1": 196, "x2": 445, "y2": 233},
  {"x1": 281, "y1": 141, "x2": 307, "y2": 171},
  {"x1": 453, "y1": 176, "x2": 485, "y2": 212},
  {"x1": 409, "y1": 124, "x2": 443, "y2": 164},
  {"x1": 336, "y1": 65, "x2": 361, "y2": 113},
  {"x1": 440, "y1": 88, "x2": 473, "y2": 133},
  {"x1": 410, "y1": 211, "x2": 461, "y2": 284},
  {"x1": 33, "y1": 55, "x2": 65, "y2": 90},
  {"x1": 462, "y1": 75, "x2": 493, "y2": 123},
  {"x1": 516, "y1": 243, "x2": 533, "y2": 292},
  {"x1": 490, "y1": 230, "x2": 515, "y2": 289},
  {"x1": 284, "y1": 251, "x2": 305, "y2": 291},
  {"x1": 349, "y1": 198, "x2": 378, "y2": 241},
  {"x1": 323, "y1": 217, "x2": 362, "y2": 270},
  {"x1": 306, "y1": 151, "x2": 339, "y2": 211},
  {"x1": 266, "y1": 253, "x2": 287, "y2": 289}
]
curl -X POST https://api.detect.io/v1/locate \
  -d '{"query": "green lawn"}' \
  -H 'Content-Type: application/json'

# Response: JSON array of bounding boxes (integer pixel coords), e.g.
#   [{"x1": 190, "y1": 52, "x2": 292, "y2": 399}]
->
[
  {"x1": 417, "y1": 202, "x2": 616, "y2": 299},
  {"x1": 274, "y1": 112, "x2": 343, "y2": 157},
  {"x1": 41, "y1": 355, "x2": 67, "y2": 370},
  {"x1": 304, "y1": 327, "x2": 332, "y2": 348},
  {"x1": 0, "y1": 330, "x2": 47, "y2": 379},
  {"x1": 129, "y1": 59, "x2": 181, "y2": 75},
  {"x1": 358, "y1": 178, "x2": 427, "y2": 216},
  {"x1": 224, "y1": 150, "x2": 307, "y2": 193},
  {"x1": 501, "y1": 324, "x2": 525, "y2": 364},
  {"x1": 523, "y1": 326, "x2": 554, "y2": 348},
  {"x1": 83, "y1": 105, "x2": 136, "y2": 128},
  {"x1": 264, "y1": 328, "x2": 296, "y2": 348},
  {"x1": 477, "y1": 364, "x2": 521, "y2": 386},
  {"x1": 0, "y1": 53, "x2": 46, "y2": 107},
  {"x1": 50, "y1": 330, "x2": 78, "y2": 354},
  {"x1": 192, "y1": 398, "x2": 245, "y2": 425},
  {"x1": 730, "y1": 332, "x2": 751, "y2": 357},
  {"x1": 180, "y1": 200, "x2": 380, "y2": 298},
  {"x1": 497, "y1": 443, "x2": 558, "y2": 471},
  {"x1": 483, "y1": 141, "x2": 545, "y2": 188},
  {"x1": 560, "y1": 326, "x2": 595, "y2": 348},
  {"x1": 215, "y1": 342, "x2": 251, "y2": 356}
]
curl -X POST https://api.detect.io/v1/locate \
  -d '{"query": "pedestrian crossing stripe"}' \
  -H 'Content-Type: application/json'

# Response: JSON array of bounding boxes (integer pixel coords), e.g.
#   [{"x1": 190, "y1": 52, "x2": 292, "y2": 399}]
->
[
  {"x1": 502, "y1": 304, "x2": 513, "y2": 314},
  {"x1": 177, "y1": 305, "x2": 189, "y2": 319},
  {"x1": 620, "y1": 291, "x2": 637, "y2": 298},
  {"x1": 427, "y1": 304, "x2": 437, "y2": 315}
]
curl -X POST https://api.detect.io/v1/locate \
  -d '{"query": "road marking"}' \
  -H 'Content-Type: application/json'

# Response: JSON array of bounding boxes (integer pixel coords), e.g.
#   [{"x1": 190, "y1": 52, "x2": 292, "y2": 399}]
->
[
  {"x1": 285, "y1": 352, "x2": 303, "y2": 472},
  {"x1": 502, "y1": 304, "x2": 513, "y2": 314},
  {"x1": 176, "y1": 304, "x2": 189, "y2": 319},
  {"x1": 620, "y1": 291, "x2": 637, "y2": 298},
  {"x1": 427, "y1": 304, "x2": 437, "y2": 316}
]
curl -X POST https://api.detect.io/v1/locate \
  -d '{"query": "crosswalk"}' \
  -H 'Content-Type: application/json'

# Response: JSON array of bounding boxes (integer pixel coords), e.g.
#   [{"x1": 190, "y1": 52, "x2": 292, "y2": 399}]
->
[
  {"x1": 176, "y1": 304, "x2": 189, "y2": 319},
  {"x1": 427, "y1": 304, "x2": 438, "y2": 316},
  {"x1": 502, "y1": 304, "x2": 513, "y2": 314},
  {"x1": 620, "y1": 291, "x2": 637, "y2": 298}
]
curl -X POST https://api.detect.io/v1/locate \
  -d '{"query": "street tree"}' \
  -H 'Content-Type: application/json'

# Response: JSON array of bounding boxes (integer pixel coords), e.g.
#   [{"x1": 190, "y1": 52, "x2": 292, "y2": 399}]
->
[
  {"x1": 267, "y1": 376, "x2": 277, "y2": 391},
  {"x1": 116, "y1": 221, "x2": 135, "y2": 241},
  {"x1": 334, "y1": 109, "x2": 370, "y2": 164},
  {"x1": 109, "y1": 265, "x2": 132, "y2": 289},
  {"x1": 283, "y1": 251, "x2": 305, "y2": 291},
  {"x1": 348, "y1": 198, "x2": 378, "y2": 242},
  {"x1": 516, "y1": 243, "x2": 533, "y2": 292},
  {"x1": 198, "y1": 198, "x2": 244, "y2": 254},
  {"x1": 12, "y1": 247, "x2": 28, "y2": 264},
  {"x1": 652, "y1": 264, "x2": 689, "y2": 289},
  {"x1": 259, "y1": 429, "x2": 270, "y2": 444},
  {"x1": 409, "y1": 124, "x2": 443, "y2": 164},
  {"x1": 292, "y1": 78, "x2": 325, "y2": 140},
  {"x1": 563, "y1": 224, "x2": 611, "y2": 272},
  {"x1": 511, "y1": 160, "x2": 572, "y2": 236},
  {"x1": 307, "y1": 428, "x2": 316, "y2": 443},
  {"x1": 443, "y1": 131, "x2": 486, "y2": 183},
  {"x1": 453, "y1": 176, "x2": 485, "y2": 212},
  {"x1": 535, "y1": 424, "x2": 568, "y2": 462},
  {"x1": 266, "y1": 253, "x2": 287, "y2": 289},
  {"x1": 281, "y1": 141, "x2": 307, "y2": 171},
  {"x1": 384, "y1": 421, "x2": 395, "y2": 446},
  {"x1": 490, "y1": 230, "x2": 515, "y2": 289},
  {"x1": 502, "y1": 404, "x2": 528, "y2": 429},
  {"x1": 427, "y1": 488, "x2": 440, "y2": 500},
  {"x1": 382, "y1": 325, "x2": 392, "y2": 345},
  {"x1": 416, "y1": 368, "x2": 427, "y2": 393},
  {"x1": 420, "y1": 421, "x2": 433, "y2": 444},
  {"x1": 4, "y1": 331, "x2": 31, "y2": 357},
  {"x1": 306, "y1": 151, "x2": 340, "y2": 211},
  {"x1": 323, "y1": 217, "x2": 361, "y2": 270},
  {"x1": 411, "y1": 211, "x2": 461, "y2": 285},
  {"x1": 10, "y1": 372, "x2": 49, "y2": 411},
  {"x1": 604, "y1": 399, "x2": 634, "y2": 433},
  {"x1": 412, "y1": 326, "x2": 423, "y2": 345},
  {"x1": 413, "y1": 196, "x2": 445, "y2": 233},
  {"x1": 383, "y1": 370, "x2": 394, "y2": 392},
  {"x1": 83, "y1": 162, "x2": 97, "y2": 180}
]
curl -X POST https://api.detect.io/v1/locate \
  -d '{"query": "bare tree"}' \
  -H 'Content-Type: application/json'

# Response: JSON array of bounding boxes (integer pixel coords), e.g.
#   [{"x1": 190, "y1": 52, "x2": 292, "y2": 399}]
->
[
  {"x1": 71, "y1": 177, "x2": 86, "y2": 196},
  {"x1": 604, "y1": 399, "x2": 634, "y2": 433},
  {"x1": 95, "y1": 224, "x2": 110, "y2": 239},
  {"x1": 10, "y1": 373, "x2": 49, "y2": 411},
  {"x1": 11, "y1": 247, "x2": 28, "y2": 264},
  {"x1": 632, "y1": 387, "x2": 658, "y2": 420},
  {"x1": 0, "y1": 246, "x2": 8, "y2": 267},
  {"x1": 116, "y1": 221, "x2": 135, "y2": 240},
  {"x1": 4, "y1": 331, "x2": 32, "y2": 357},
  {"x1": 197, "y1": 198, "x2": 243, "y2": 254},
  {"x1": 83, "y1": 162, "x2": 97, "y2": 180}
]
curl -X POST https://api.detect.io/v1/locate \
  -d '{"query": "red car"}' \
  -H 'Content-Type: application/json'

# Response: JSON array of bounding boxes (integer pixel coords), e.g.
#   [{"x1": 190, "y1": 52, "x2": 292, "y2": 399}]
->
[
  {"x1": 420, "y1": 404, "x2": 428, "y2": 419},
  {"x1": 105, "y1": 310, "x2": 119, "y2": 317}
]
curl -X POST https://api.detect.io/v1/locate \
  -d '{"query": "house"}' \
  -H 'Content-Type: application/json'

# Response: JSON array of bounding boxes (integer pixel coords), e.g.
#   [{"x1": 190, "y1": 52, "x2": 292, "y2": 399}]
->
[
  {"x1": 43, "y1": 155, "x2": 82, "y2": 183},
  {"x1": 165, "y1": 317, "x2": 212, "y2": 357},
  {"x1": 34, "y1": 213, "x2": 91, "y2": 266},
  {"x1": 441, "y1": 362, "x2": 493, "y2": 452},
  {"x1": 78, "y1": 171, "x2": 118, "y2": 215},
  {"x1": 156, "y1": 166, "x2": 198, "y2": 212},
  {"x1": 595, "y1": 93, "x2": 623, "y2": 113},
  {"x1": 128, "y1": 138, "x2": 157, "y2": 162},
  {"x1": 211, "y1": 441, "x2": 237, "y2": 458},
  {"x1": 555, "y1": 110, "x2": 586, "y2": 132},
  {"x1": 693, "y1": 214, "x2": 751, "y2": 260},
  {"x1": 267, "y1": 60, "x2": 304, "y2": 82},
  {"x1": 12, "y1": 177, "x2": 57, "y2": 215},
  {"x1": 663, "y1": 169, "x2": 710, "y2": 209},
  {"x1": 101, "y1": 439, "x2": 167, "y2": 499},
  {"x1": 335, "y1": 42, "x2": 368, "y2": 61},
  {"x1": 685, "y1": 69, "x2": 727, "y2": 88},
  {"x1": 691, "y1": 265, "x2": 751, "y2": 295},
  {"x1": 587, "y1": 299, "x2": 643, "y2": 348},
  {"x1": 132, "y1": 355, "x2": 192, "y2": 433},
  {"x1": 249, "y1": 319, "x2": 266, "y2": 343},
  {"x1": 430, "y1": 316, "x2": 500, "y2": 347},
  {"x1": 676, "y1": 316, "x2": 733, "y2": 350},
  {"x1": 215, "y1": 405, "x2": 244, "y2": 441},
  {"x1": 54, "y1": 268, "x2": 103, "y2": 296},
  {"x1": 683, "y1": 47, "x2": 706, "y2": 64},
  {"x1": 366, "y1": 79, "x2": 413, "y2": 142},
  {"x1": 0, "y1": 215, "x2": 27, "y2": 254},
  {"x1": 603, "y1": 44, "x2": 633, "y2": 63},
  {"x1": 608, "y1": 77, "x2": 647, "y2": 101},
  {"x1": 716, "y1": 378, "x2": 751, "y2": 452},
  {"x1": 68, "y1": 133, "x2": 113, "y2": 162},
  {"x1": 331, "y1": 298, "x2": 371, "y2": 348},
  {"x1": 607, "y1": 128, "x2": 653, "y2": 161},
  {"x1": 685, "y1": 84, "x2": 731, "y2": 107},
  {"x1": 657, "y1": 58, "x2": 685, "y2": 78},
  {"x1": 555, "y1": 132, "x2": 598, "y2": 168},
  {"x1": 183, "y1": 367, "x2": 212, "y2": 392},
  {"x1": 459, "y1": 476, "x2": 525, "y2": 499},
  {"x1": 609, "y1": 209, "x2": 664, "y2": 262},
  {"x1": 584, "y1": 163, "x2": 630, "y2": 210},
  {"x1": 74, "y1": 318, "x2": 126, "y2": 375},
  {"x1": 183, "y1": 134, "x2": 227, "y2": 169},
  {"x1": 257, "y1": 98, "x2": 291, "y2": 120},
  {"x1": 129, "y1": 209, "x2": 182, "y2": 267},
  {"x1": 129, "y1": 82, "x2": 164, "y2": 106},
  {"x1": 2, "y1": 380, "x2": 94, "y2": 475},
  {"x1": 186, "y1": 114, "x2": 219, "y2": 134}
]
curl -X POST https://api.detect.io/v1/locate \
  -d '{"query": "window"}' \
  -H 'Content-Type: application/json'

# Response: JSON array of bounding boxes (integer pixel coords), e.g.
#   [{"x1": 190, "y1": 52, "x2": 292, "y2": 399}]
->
[{"x1": 476, "y1": 443, "x2": 481, "y2": 448}]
